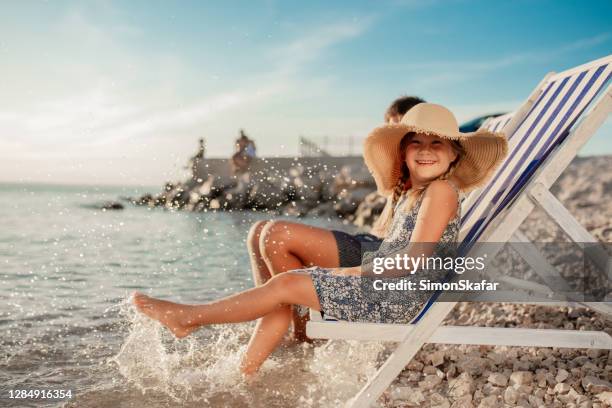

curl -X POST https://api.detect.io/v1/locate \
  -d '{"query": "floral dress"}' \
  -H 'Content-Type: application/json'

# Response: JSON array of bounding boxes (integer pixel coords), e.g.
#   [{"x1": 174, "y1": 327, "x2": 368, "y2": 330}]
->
[{"x1": 303, "y1": 179, "x2": 462, "y2": 324}]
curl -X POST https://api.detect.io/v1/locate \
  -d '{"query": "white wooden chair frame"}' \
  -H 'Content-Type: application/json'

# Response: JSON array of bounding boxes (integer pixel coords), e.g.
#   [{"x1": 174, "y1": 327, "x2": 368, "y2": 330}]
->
[{"x1": 306, "y1": 56, "x2": 612, "y2": 407}]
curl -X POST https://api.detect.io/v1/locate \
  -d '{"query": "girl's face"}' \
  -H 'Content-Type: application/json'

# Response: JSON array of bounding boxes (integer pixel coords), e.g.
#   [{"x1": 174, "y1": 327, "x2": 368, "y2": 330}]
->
[{"x1": 404, "y1": 133, "x2": 458, "y2": 186}]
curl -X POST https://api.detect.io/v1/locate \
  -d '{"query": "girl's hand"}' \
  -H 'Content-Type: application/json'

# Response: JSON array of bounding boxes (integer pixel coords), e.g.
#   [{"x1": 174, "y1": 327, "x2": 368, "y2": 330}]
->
[{"x1": 331, "y1": 267, "x2": 362, "y2": 277}]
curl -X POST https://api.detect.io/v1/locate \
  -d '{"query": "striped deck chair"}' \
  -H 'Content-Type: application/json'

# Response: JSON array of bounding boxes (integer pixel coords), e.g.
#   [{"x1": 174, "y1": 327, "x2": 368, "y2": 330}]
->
[
  {"x1": 480, "y1": 111, "x2": 515, "y2": 132},
  {"x1": 306, "y1": 55, "x2": 612, "y2": 407},
  {"x1": 469, "y1": 74, "x2": 611, "y2": 314}
]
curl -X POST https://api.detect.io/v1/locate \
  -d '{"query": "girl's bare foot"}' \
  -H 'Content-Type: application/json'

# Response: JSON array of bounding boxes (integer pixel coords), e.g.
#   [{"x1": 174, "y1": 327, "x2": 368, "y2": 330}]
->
[{"x1": 132, "y1": 292, "x2": 197, "y2": 338}]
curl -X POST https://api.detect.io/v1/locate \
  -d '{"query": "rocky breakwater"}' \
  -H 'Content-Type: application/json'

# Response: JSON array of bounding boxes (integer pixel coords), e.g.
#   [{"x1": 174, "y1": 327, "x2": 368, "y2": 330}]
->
[{"x1": 128, "y1": 157, "x2": 386, "y2": 222}]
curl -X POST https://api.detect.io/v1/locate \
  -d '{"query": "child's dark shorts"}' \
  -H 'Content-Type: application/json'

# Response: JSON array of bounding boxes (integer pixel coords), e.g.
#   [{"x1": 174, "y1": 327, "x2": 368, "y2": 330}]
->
[{"x1": 330, "y1": 230, "x2": 384, "y2": 267}]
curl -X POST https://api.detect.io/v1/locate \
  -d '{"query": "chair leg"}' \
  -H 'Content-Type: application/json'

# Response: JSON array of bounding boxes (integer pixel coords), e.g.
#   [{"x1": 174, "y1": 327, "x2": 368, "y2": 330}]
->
[
  {"x1": 346, "y1": 302, "x2": 457, "y2": 408},
  {"x1": 529, "y1": 183, "x2": 610, "y2": 278}
]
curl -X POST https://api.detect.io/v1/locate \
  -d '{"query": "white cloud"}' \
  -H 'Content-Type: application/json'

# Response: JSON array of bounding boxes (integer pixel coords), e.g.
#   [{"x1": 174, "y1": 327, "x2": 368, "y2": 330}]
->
[
  {"x1": 271, "y1": 18, "x2": 373, "y2": 75},
  {"x1": 0, "y1": 9, "x2": 372, "y2": 184}
]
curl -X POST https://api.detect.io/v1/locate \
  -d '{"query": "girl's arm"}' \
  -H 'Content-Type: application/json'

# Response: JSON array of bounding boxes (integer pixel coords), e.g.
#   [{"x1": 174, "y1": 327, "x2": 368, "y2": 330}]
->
[{"x1": 410, "y1": 179, "x2": 459, "y2": 243}]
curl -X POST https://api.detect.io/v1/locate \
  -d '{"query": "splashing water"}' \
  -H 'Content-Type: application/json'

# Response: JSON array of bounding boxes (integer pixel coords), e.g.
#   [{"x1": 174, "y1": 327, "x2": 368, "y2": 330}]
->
[
  {"x1": 111, "y1": 296, "x2": 389, "y2": 407},
  {"x1": 112, "y1": 298, "x2": 252, "y2": 404}
]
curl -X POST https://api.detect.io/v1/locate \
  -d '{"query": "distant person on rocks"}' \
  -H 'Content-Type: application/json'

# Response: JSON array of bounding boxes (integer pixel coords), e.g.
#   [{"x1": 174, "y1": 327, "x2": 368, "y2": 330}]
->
[
  {"x1": 245, "y1": 135, "x2": 257, "y2": 159},
  {"x1": 232, "y1": 129, "x2": 256, "y2": 175},
  {"x1": 187, "y1": 138, "x2": 206, "y2": 181}
]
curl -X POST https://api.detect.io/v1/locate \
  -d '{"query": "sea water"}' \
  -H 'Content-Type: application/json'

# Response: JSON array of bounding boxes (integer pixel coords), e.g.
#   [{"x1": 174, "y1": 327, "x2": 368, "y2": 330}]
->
[{"x1": 0, "y1": 183, "x2": 387, "y2": 407}]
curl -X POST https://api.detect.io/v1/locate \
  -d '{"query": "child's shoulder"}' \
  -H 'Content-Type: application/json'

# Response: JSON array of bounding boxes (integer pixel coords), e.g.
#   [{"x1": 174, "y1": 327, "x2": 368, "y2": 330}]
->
[{"x1": 423, "y1": 179, "x2": 460, "y2": 203}]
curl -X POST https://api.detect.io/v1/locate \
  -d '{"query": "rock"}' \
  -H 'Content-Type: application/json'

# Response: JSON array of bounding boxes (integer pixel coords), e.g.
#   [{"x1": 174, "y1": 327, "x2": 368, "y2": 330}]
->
[
  {"x1": 306, "y1": 201, "x2": 336, "y2": 217},
  {"x1": 389, "y1": 386, "x2": 411, "y2": 401},
  {"x1": 568, "y1": 387, "x2": 584, "y2": 401},
  {"x1": 406, "y1": 360, "x2": 424, "y2": 371},
  {"x1": 405, "y1": 371, "x2": 421, "y2": 382},
  {"x1": 163, "y1": 184, "x2": 189, "y2": 209},
  {"x1": 334, "y1": 187, "x2": 372, "y2": 216},
  {"x1": 582, "y1": 376, "x2": 612, "y2": 393},
  {"x1": 423, "y1": 365, "x2": 438, "y2": 375},
  {"x1": 542, "y1": 356, "x2": 556, "y2": 368},
  {"x1": 514, "y1": 384, "x2": 533, "y2": 394},
  {"x1": 353, "y1": 192, "x2": 387, "y2": 228},
  {"x1": 595, "y1": 391, "x2": 612, "y2": 405},
  {"x1": 457, "y1": 357, "x2": 488, "y2": 375},
  {"x1": 290, "y1": 175, "x2": 322, "y2": 205},
  {"x1": 509, "y1": 371, "x2": 533, "y2": 386},
  {"x1": 131, "y1": 193, "x2": 155, "y2": 206},
  {"x1": 431, "y1": 350, "x2": 445, "y2": 367},
  {"x1": 482, "y1": 383, "x2": 502, "y2": 396},
  {"x1": 332, "y1": 164, "x2": 375, "y2": 193},
  {"x1": 446, "y1": 363, "x2": 457, "y2": 379},
  {"x1": 572, "y1": 356, "x2": 591, "y2": 367},
  {"x1": 248, "y1": 179, "x2": 285, "y2": 209},
  {"x1": 586, "y1": 349, "x2": 604, "y2": 359},
  {"x1": 576, "y1": 394, "x2": 592, "y2": 404},
  {"x1": 279, "y1": 201, "x2": 311, "y2": 217},
  {"x1": 449, "y1": 372, "x2": 474, "y2": 398},
  {"x1": 430, "y1": 393, "x2": 450, "y2": 408},
  {"x1": 450, "y1": 394, "x2": 474, "y2": 408},
  {"x1": 536, "y1": 371, "x2": 549, "y2": 387},
  {"x1": 582, "y1": 362, "x2": 600, "y2": 373},
  {"x1": 504, "y1": 387, "x2": 519, "y2": 404},
  {"x1": 195, "y1": 175, "x2": 228, "y2": 198},
  {"x1": 554, "y1": 383, "x2": 571, "y2": 394},
  {"x1": 528, "y1": 394, "x2": 545, "y2": 407},
  {"x1": 556, "y1": 368, "x2": 570, "y2": 383},
  {"x1": 477, "y1": 395, "x2": 501, "y2": 408},
  {"x1": 486, "y1": 352, "x2": 504, "y2": 366},
  {"x1": 487, "y1": 373, "x2": 508, "y2": 387},
  {"x1": 100, "y1": 201, "x2": 124, "y2": 210},
  {"x1": 389, "y1": 386, "x2": 424, "y2": 405},
  {"x1": 418, "y1": 374, "x2": 442, "y2": 390},
  {"x1": 208, "y1": 198, "x2": 221, "y2": 209},
  {"x1": 512, "y1": 360, "x2": 531, "y2": 372}
]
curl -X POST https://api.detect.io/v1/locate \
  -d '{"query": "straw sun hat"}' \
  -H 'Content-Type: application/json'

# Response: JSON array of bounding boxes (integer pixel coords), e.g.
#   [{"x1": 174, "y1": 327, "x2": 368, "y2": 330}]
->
[{"x1": 363, "y1": 103, "x2": 508, "y2": 195}]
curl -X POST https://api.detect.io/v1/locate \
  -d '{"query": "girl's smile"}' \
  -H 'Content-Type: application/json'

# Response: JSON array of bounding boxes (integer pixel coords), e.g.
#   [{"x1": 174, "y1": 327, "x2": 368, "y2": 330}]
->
[{"x1": 414, "y1": 159, "x2": 437, "y2": 165}]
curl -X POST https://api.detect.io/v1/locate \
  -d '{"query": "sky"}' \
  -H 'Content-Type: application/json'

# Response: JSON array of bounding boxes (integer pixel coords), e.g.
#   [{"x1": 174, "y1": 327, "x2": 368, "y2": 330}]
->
[{"x1": 1, "y1": 0, "x2": 610, "y2": 186}]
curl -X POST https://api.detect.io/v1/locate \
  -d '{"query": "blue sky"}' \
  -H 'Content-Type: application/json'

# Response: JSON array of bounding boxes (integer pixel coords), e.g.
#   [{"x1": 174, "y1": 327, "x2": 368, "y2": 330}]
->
[{"x1": 1, "y1": 0, "x2": 610, "y2": 186}]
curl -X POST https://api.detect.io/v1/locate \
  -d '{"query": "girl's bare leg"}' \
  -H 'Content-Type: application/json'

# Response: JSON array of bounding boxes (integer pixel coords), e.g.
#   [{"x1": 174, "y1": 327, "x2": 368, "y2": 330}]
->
[
  {"x1": 244, "y1": 220, "x2": 296, "y2": 374},
  {"x1": 132, "y1": 271, "x2": 321, "y2": 338},
  {"x1": 259, "y1": 221, "x2": 340, "y2": 272},
  {"x1": 240, "y1": 220, "x2": 339, "y2": 374},
  {"x1": 259, "y1": 221, "x2": 340, "y2": 340},
  {"x1": 247, "y1": 220, "x2": 273, "y2": 286},
  {"x1": 240, "y1": 305, "x2": 292, "y2": 375}
]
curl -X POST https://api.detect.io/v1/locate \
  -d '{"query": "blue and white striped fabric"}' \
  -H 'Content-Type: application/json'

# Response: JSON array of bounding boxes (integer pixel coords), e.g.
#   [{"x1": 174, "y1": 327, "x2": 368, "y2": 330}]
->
[
  {"x1": 410, "y1": 56, "x2": 611, "y2": 324},
  {"x1": 459, "y1": 56, "x2": 611, "y2": 253},
  {"x1": 481, "y1": 112, "x2": 514, "y2": 133}
]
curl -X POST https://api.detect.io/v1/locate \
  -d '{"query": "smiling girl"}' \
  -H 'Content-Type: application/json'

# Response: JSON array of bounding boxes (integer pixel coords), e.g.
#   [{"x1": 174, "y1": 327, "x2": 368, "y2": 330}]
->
[{"x1": 132, "y1": 103, "x2": 507, "y2": 376}]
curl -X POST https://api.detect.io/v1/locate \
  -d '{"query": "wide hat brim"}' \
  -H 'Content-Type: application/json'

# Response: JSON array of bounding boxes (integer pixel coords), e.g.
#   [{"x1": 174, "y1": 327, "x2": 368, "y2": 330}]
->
[{"x1": 364, "y1": 123, "x2": 508, "y2": 196}]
